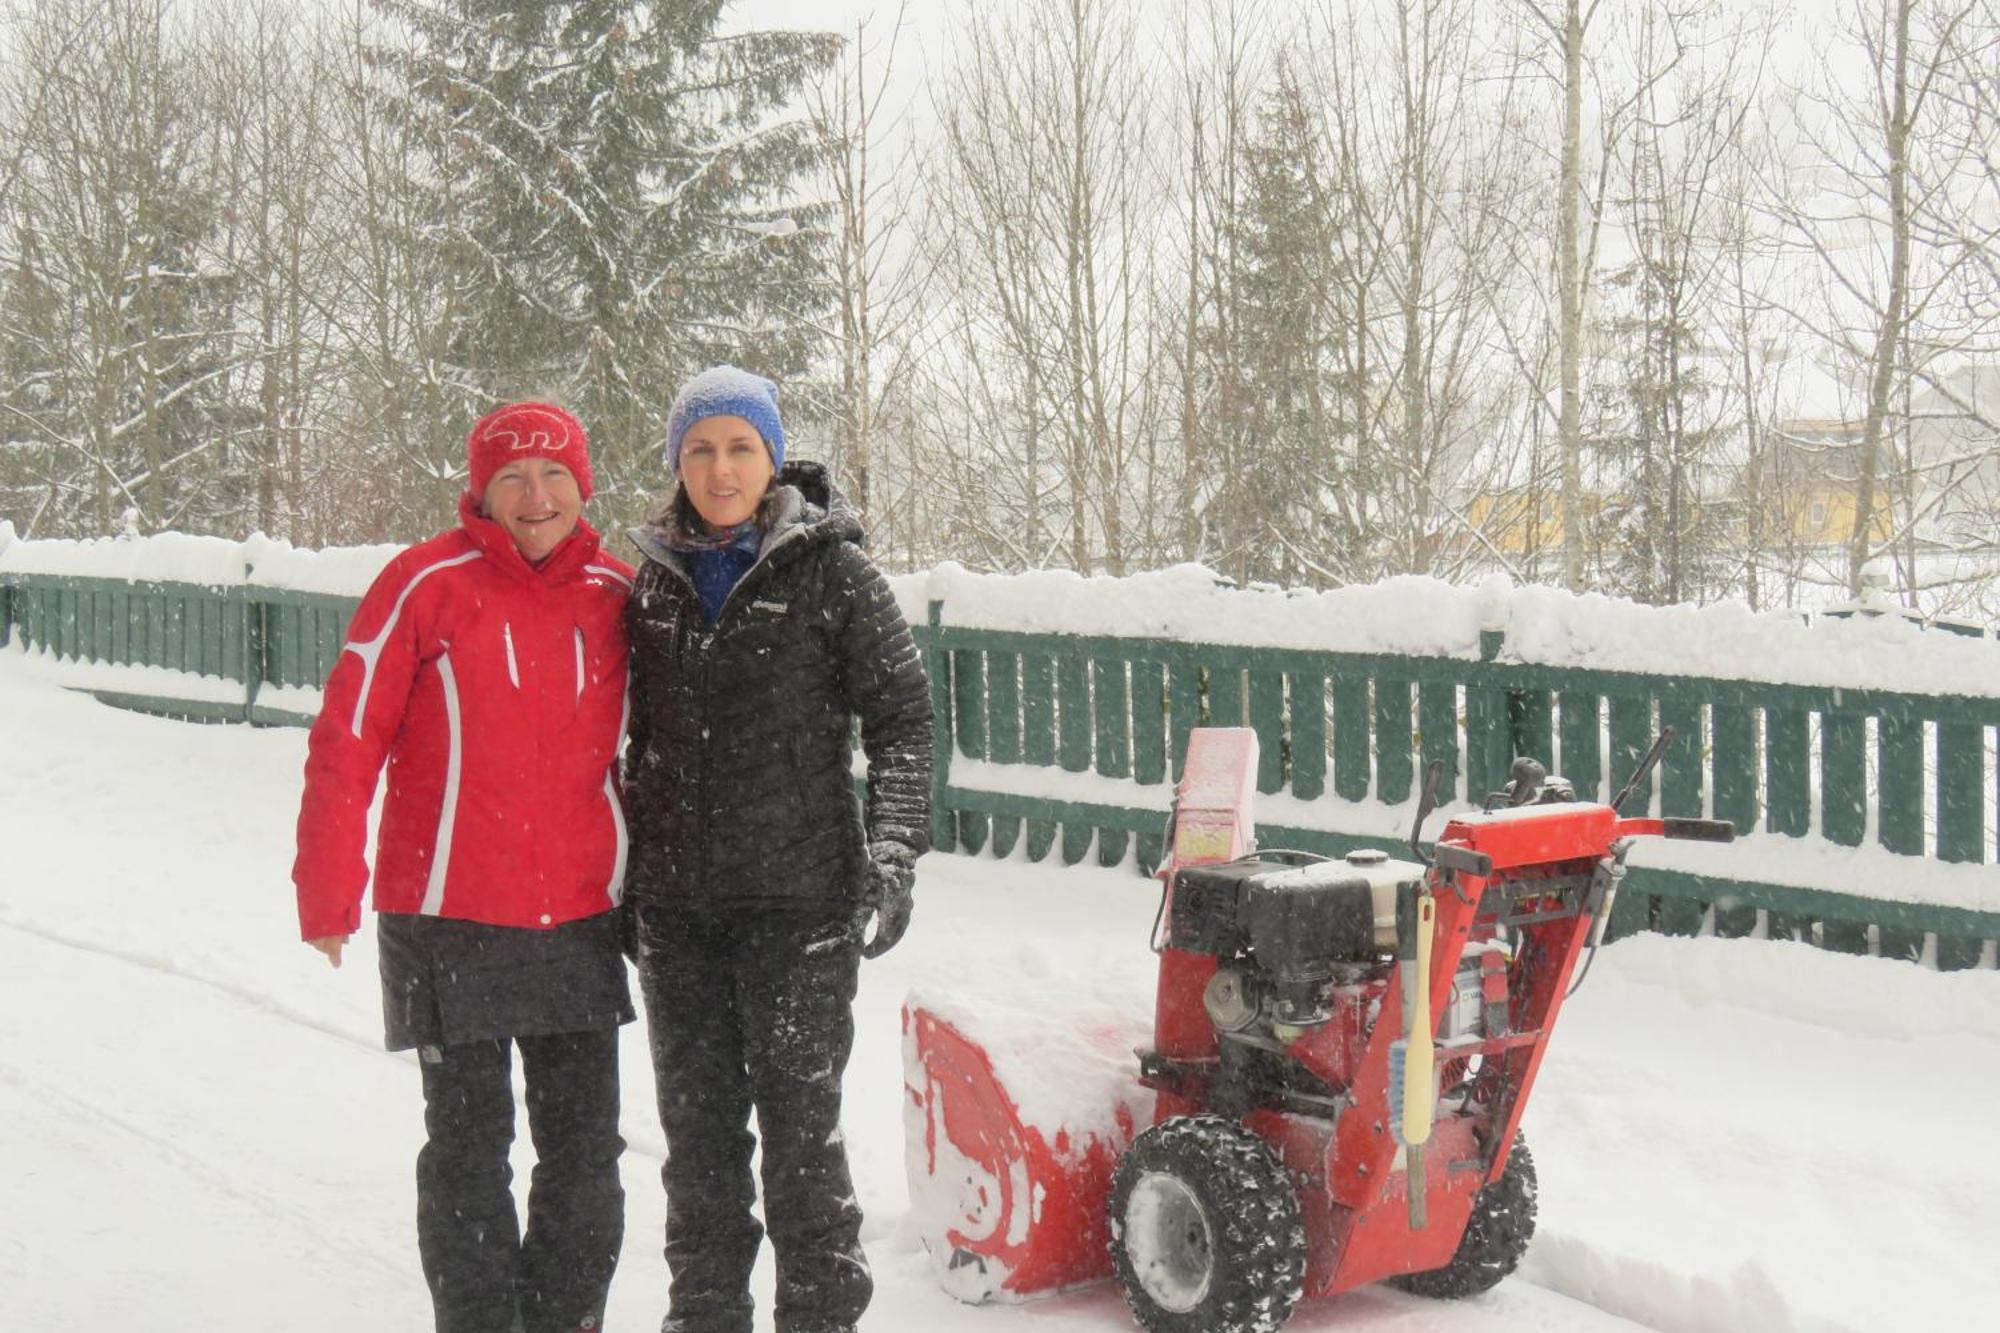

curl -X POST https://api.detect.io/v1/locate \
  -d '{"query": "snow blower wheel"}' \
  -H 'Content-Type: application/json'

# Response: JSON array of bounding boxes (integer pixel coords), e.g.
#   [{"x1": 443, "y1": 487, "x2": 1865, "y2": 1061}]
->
[
  {"x1": 1388, "y1": 1136, "x2": 1539, "y2": 1299},
  {"x1": 1107, "y1": 1114, "x2": 1306, "y2": 1333}
]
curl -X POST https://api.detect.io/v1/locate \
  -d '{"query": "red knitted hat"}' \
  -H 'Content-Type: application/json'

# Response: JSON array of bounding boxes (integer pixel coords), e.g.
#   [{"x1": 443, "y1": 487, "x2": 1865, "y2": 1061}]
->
[{"x1": 466, "y1": 401, "x2": 593, "y2": 502}]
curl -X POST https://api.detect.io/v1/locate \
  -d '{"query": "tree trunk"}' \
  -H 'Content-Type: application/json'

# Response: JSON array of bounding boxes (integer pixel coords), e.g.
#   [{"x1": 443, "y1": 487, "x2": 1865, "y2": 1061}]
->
[
  {"x1": 1849, "y1": 0, "x2": 1913, "y2": 596},
  {"x1": 1558, "y1": 0, "x2": 1585, "y2": 591}
]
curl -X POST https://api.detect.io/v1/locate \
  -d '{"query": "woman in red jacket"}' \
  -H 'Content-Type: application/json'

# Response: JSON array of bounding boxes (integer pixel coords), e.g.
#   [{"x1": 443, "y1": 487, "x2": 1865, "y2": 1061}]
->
[{"x1": 294, "y1": 401, "x2": 635, "y2": 1333}]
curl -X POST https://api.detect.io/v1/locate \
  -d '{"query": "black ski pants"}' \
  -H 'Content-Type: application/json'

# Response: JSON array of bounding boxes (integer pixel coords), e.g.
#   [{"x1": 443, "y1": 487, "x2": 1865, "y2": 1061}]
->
[
  {"x1": 635, "y1": 904, "x2": 871, "y2": 1333},
  {"x1": 415, "y1": 1027, "x2": 626, "y2": 1333}
]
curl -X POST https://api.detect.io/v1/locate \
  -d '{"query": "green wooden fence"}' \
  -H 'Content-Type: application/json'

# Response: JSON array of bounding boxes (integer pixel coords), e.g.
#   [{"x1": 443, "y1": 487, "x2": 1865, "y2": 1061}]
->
[
  {"x1": 4, "y1": 564, "x2": 1997, "y2": 969},
  {"x1": 918, "y1": 612, "x2": 2000, "y2": 973},
  {"x1": 0, "y1": 571, "x2": 353, "y2": 726}
]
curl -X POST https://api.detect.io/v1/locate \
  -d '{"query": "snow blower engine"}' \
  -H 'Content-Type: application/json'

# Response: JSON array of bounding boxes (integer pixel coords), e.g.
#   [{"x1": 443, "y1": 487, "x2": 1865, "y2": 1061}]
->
[{"x1": 903, "y1": 726, "x2": 1733, "y2": 1332}]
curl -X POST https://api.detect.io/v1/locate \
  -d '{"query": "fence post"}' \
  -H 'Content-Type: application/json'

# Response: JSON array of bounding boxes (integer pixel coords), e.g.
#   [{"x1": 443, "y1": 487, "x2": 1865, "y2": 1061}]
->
[{"x1": 239, "y1": 588, "x2": 266, "y2": 722}]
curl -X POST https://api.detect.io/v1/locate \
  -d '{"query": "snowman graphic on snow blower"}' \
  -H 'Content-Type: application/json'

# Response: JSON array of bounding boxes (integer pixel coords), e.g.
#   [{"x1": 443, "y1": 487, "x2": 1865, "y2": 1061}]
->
[{"x1": 904, "y1": 726, "x2": 1732, "y2": 1332}]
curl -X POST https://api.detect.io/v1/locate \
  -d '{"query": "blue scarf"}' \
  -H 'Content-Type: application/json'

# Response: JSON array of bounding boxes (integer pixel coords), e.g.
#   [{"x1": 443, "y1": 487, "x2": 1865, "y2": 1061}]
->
[{"x1": 683, "y1": 523, "x2": 762, "y2": 624}]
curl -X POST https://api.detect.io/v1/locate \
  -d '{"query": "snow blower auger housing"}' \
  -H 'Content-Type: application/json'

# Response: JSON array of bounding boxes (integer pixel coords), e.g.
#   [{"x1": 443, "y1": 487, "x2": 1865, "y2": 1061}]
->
[{"x1": 902, "y1": 726, "x2": 1732, "y2": 1331}]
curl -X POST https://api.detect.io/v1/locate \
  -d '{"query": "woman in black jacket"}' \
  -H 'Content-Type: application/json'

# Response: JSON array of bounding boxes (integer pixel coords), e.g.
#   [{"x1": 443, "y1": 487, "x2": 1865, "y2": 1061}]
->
[{"x1": 622, "y1": 366, "x2": 932, "y2": 1333}]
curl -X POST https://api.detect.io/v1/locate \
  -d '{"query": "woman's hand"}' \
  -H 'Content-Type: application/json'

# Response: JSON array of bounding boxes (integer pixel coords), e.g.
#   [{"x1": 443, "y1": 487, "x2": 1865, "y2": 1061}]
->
[
  {"x1": 855, "y1": 842, "x2": 918, "y2": 959},
  {"x1": 307, "y1": 936, "x2": 349, "y2": 968}
]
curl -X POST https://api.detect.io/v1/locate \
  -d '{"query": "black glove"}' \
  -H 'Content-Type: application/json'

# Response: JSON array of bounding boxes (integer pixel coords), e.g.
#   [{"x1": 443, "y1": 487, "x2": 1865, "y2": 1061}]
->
[{"x1": 854, "y1": 840, "x2": 917, "y2": 959}]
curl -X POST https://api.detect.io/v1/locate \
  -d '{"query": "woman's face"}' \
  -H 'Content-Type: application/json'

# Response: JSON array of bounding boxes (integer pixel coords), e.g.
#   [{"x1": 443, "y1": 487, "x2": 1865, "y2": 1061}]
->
[
  {"x1": 679, "y1": 414, "x2": 774, "y2": 529},
  {"x1": 481, "y1": 456, "x2": 582, "y2": 564}
]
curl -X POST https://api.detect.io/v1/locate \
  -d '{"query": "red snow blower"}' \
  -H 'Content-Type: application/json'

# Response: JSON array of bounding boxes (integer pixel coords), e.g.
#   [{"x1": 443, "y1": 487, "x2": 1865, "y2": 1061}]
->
[{"x1": 904, "y1": 726, "x2": 1733, "y2": 1331}]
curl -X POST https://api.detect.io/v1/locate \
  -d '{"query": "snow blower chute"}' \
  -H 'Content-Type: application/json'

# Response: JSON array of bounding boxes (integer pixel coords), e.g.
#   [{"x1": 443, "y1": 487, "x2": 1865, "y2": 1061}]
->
[{"x1": 904, "y1": 726, "x2": 1733, "y2": 1330}]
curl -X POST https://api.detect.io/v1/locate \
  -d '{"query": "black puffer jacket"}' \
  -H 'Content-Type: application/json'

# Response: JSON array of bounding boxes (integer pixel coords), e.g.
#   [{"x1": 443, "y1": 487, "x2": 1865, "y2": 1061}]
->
[{"x1": 622, "y1": 461, "x2": 932, "y2": 910}]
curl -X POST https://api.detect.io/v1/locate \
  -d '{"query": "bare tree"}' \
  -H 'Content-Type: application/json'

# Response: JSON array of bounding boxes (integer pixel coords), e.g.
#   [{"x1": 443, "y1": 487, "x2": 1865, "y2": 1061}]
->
[
  {"x1": 1771, "y1": 0, "x2": 1994, "y2": 599},
  {"x1": 1295, "y1": 0, "x2": 1540, "y2": 581},
  {"x1": 805, "y1": 2, "x2": 936, "y2": 559},
  {"x1": 202, "y1": 0, "x2": 349, "y2": 543},
  {"x1": 1593, "y1": 2, "x2": 1770, "y2": 604},
  {"x1": 918, "y1": 0, "x2": 1163, "y2": 574}
]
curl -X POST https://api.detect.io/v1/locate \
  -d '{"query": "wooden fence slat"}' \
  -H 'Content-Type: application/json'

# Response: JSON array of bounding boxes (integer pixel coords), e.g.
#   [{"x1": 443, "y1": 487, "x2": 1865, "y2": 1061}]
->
[
  {"x1": 953, "y1": 647, "x2": 989, "y2": 856},
  {"x1": 1418, "y1": 680, "x2": 1459, "y2": 803},
  {"x1": 1876, "y1": 716, "x2": 1928, "y2": 961},
  {"x1": 168, "y1": 596, "x2": 190, "y2": 672},
  {"x1": 1209, "y1": 661, "x2": 1246, "y2": 730},
  {"x1": 1132, "y1": 660, "x2": 1168, "y2": 870},
  {"x1": 1935, "y1": 722, "x2": 1984, "y2": 865},
  {"x1": 187, "y1": 597, "x2": 206, "y2": 677},
  {"x1": 1607, "y1": 695, "x2": 1654, "y2": 810},
  {"x1": 1513, "y1": 689, "x2": 1554, "y2": 771},
  {"x1": 199, "y1": 596, "x2": 218, "y2": 676},
  {"x1": 94, "y1": 591, "x2": 116, "y2": 664},
  {"x1": 1653, "y1": 699, "x2": 1708, "y2": 935},
  {"x1": 1374, "y1": 678, "x2": 1413, "y2": 804},
  {"x1": 1558, "y1": 691, "x2": 1602, "y2": 802},
  {"x1": 1280, "y1": 668, "x2": 1328, "y2": 792},
  {"x1": 1765, "y1": 707, "x2": 1811, "y2": 837},
  {"x1": 1659, "y1": 700, "x2": 1705, "y2": 818},
  {"x1": 126, "y1": 593, "x2": 146, "y2": 667},
  {"x1": 1466, "y1": 683, "x2": 1512, "y2": 804},
  {"x1": 1058, "y1": 654, "x2": 1092, "y2": 865},
  {"x1": 1711, "y1": 704, "x2": 1759, "y2": 937},
  {"x1": 1290, "y1": 670, "x2": 1328, "y2": 802},
  {"x1": 1818, "y1": 711, "x2": 1869, "y2": 953},
  {"x1": 1168, "y1": 661, "x2": 1202, "y2": 782},
  {"x1": 1712, "y1": 705, "x2": 1759, "y2": 829},
  {"x1": 59, "y1": 587, "x2": 78, "y2": 660},
  {"x1": 1935, "y1": 720, "x2": 1987, "y2": 970},
  {"x1": 1820, "y1": 712, "x2": 1866, "y2": 847},
  {"x1": 1324, "y1": 674, "x2": 1365, "y2": 803},
  {"x1": 143, "y1": 595, "x2": 163, "y2": 669},
  {"x1": 1248, "y1": 663, "x2": 1285, "y2": 796},
  {"x1": 283, "y1": 605, "x2": 307, "y2": 688},
  {"x1": 317, "y1": 607, "x2": 346, "y2": 683},
  {"x1": 221, "y1": 594, "x2": 244, "y2": 695},
  {"x1": 1761, "y1": 705, "x2": 1811, "y2": 942},
  {"x1": 1022, "y1": 653, "x2": 1057, "y2": 861},
  {"x1": 108, "y1": 590, "x2": 130, "y2": 664},
  {"x1": 1604, "y1": 694, "x2": 1666, "y2": 930},
  {"x1": 1878, "y1": 717, "x2": 1924, "y2": 855},
  {"x1": 985, "y1": 650, "x2": 1022, "y2": 861},
  {"x1": 925, "y1": 607, "x2": 956, "y2": 856},
  {"x1": 1094, "y1": 656, "x2": 1132, "y2": 866}
]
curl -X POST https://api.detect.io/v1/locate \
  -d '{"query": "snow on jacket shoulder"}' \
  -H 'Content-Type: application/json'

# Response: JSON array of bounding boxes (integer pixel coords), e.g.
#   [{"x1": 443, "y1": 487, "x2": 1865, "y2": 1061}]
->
[{"x1": 293, "y1": 494, "x2": 635, "y2": 940}]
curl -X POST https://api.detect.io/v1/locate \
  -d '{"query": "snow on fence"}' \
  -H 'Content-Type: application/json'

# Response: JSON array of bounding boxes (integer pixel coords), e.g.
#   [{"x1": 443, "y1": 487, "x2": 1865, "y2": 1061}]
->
[{"x1": 4, "y1": 534, "x2": 1998, "y2": 968}]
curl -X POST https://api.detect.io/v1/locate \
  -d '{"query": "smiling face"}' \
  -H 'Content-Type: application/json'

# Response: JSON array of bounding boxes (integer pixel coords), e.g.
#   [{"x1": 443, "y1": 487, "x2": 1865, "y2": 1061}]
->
[
  {"x1": 678, "y1": 414, "x2": 775, "y2": 530},
  {"x1": 480, "y1": 456, "x2": 582, "y2": 564}
]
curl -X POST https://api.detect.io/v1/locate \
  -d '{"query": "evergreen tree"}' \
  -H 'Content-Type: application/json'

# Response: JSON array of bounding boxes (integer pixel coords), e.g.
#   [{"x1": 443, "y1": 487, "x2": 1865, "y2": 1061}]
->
[
  {"x1": 371, "y1": 0, "x2": 840, "y2": 517},
  {"x1": 1197, "y1": 70, "x2": 1358, "y2": 587}
]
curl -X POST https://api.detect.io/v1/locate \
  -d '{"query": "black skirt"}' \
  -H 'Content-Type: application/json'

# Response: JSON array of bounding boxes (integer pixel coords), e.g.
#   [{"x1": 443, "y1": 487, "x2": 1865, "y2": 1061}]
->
[{"x1": 376, "y1": 909, "x2": 634, "y2": 1052}]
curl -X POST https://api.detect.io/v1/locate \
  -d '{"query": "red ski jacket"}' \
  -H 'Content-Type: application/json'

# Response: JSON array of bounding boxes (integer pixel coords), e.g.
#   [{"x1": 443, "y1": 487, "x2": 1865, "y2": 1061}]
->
[{"x1": 294, "y1": 495, "x2": 635, "y2": 940}]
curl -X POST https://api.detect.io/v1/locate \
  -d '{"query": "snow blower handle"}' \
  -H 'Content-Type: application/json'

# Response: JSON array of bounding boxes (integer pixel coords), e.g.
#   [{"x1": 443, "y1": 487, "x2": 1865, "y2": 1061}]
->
[
  {"x1": 1392, "y1": 883, "x2": 1438, "y2": 1229},
  {"x1": 1609, "y1": 727, "x2": 1676, "y2": 814},
  {"x1": 1408, "y1": 758, "x2": 1448, "y2": 862}
]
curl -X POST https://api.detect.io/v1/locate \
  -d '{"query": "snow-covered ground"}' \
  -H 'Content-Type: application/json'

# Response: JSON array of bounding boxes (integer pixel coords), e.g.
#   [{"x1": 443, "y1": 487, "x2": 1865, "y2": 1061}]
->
[{"x1": 2, "y1": 656, "x2": 1995, "y2": 1332}]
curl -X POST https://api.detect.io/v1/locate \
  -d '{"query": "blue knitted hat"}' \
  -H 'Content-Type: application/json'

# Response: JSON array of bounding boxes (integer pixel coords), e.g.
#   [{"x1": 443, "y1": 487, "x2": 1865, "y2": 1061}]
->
[{"x1": 664, "y1": 365, "x2": 786, "y2": 474}]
